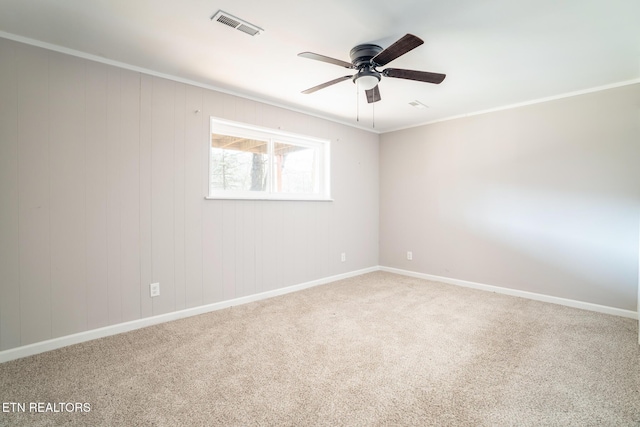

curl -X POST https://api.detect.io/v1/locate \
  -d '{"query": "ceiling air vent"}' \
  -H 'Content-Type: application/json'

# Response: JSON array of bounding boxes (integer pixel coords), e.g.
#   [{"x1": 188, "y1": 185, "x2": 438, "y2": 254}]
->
[
  {"x1": 409, "y1": 100, "x2": 429, "y2": 109},
  {"x1": 211, "y1": 10, "x2": 263, "y2": 36}
]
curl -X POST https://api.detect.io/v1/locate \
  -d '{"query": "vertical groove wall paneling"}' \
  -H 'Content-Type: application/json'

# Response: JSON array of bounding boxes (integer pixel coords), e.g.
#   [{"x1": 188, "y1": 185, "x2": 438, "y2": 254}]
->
[
  {"x1": 222, "y1": 201, "x2": 237, "y2": 300},
  {"x1": 84, "y1": 61, "x2": 109, "y2": 330},
  {"x1": 261, "y1": 202, "x2": 284, "y2": 292},
  {"x1": 315, "y1": 124, "x2": 333, "y2": 279},
  {"x1": 173, "y1": 83, "x2": 187, "y2": 311},
  {"x1": 17, "y1": 44, "x2": 52, "y2": 346},
  {"x1": 315, "y1": 201, "x2": 331, "y2": 280},
  {"x1": 202, "y1": 196, "x2": 224, "y2": 304},
  {"x1": 184, "y1": 85, "x2": 203, "y2": 308},
  {"x1": 241, "y1": 201, "x2": 256, "y2": 297},
  {"x1": 234, "y1": 201, "x2": 246, "y2": 298},
  {"x1": 48, "y1": 52, "x2": 87, "y2": 338},
  {"x1": 139, "y1": 74, "x2": 153, "y2": 319},
  {"x1": 150, "y1": 77, "x2": 176, "y2": 316},
  {"x1": 0, "y1": 39, "x2": 20, "y2": 350},
  {"x1": 119, "y1": 70, "x2": 141, "y2": 322},
  {"x1": 106, "y1": 66, "x2": 123, "y2": 325},
  {"x1": 253, "y1": 201, "x2": 264, "y2": 295},
  {"x1": 329, "y1": 125, "x2": 348, "y2": 273},
  {"x1": 297, "y1": 203, "x2": 311, "y2": 284},
  {"x1": 282, "y1": 203, "x2": 298, "y2": 287},
  {"x1": 0, "y1": 37, "x2": 382, "y2": 353}
]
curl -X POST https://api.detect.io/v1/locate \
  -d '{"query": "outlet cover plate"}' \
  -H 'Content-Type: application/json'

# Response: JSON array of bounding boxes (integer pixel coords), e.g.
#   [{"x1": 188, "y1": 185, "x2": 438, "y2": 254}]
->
[{"x1": 150, "y1": 283, "x2": 160, "y2": 297}]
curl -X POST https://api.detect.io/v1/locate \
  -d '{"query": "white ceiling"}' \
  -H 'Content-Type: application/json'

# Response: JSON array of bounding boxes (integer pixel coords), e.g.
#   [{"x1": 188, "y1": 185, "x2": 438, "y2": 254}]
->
[{"x1": 0, "y1": 0, "x2": 638, "y2": 132}]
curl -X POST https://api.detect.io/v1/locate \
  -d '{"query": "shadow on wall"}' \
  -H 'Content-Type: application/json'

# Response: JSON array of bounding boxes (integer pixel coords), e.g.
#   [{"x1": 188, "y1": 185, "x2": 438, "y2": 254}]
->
[
  {"x1": 450, "y1": 184, "x2": 639, "y2": 308},
  {"x1": 381, "y1": 85, "x2": 640, "y2": 312}
]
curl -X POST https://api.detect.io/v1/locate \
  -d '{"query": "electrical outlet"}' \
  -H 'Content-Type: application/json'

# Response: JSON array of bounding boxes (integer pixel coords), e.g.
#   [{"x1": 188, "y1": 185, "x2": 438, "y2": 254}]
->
[
  {"x1": 341, "y1": 252, "x2": 346, "y2": 262},
  {"x1": 407, "y1": 251, "x2": 413, "y2": 261},
  {"x1": 150, "y1": 282, "x2": 160, "y2": 297}
]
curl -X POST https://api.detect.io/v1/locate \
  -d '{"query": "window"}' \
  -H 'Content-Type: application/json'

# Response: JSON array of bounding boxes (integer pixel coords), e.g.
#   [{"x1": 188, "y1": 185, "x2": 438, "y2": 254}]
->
[{"x1": 207, "y1": 118, "x2": 331, "y2": 200}]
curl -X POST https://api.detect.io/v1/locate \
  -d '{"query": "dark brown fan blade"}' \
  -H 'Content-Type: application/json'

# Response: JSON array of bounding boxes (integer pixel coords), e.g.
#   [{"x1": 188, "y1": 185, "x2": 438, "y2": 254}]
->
[
  {"x1": 383, "y1": 68, "x2": 446, "y2": 84},
  {"x1": 371, "y1": 34, "x2": 424, "y2": 67},
  {"x1": 298, "y1": 52, "x2": 354, "y2": 68},
  {"x1": 301, "y1": 75, "x2": 352, "y2": 94},
  {"x1": 365, "y1": 85, "x2": 381, "y2": 103}
]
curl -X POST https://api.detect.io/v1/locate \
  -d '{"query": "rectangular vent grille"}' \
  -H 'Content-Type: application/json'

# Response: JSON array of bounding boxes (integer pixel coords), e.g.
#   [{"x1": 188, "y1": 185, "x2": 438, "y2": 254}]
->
[
  {"x1": 211, "y1": 10, "x2": 263, "y2": 36},
  {"x1": 217, "y1": 15, "x2": 241, "y2": 29},
  {"x1": 237, "y1": 24, "x2": 260, "y2": 36},
  {"x1": 409, "y1": 100, "x2": 429, "y2": 109}
]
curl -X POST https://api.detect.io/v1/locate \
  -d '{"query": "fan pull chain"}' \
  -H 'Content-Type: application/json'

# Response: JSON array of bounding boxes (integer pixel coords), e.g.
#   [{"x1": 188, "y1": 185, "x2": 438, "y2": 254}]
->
[{"x1": 372, "y1": 98, "x2": 375, "y2": 129}]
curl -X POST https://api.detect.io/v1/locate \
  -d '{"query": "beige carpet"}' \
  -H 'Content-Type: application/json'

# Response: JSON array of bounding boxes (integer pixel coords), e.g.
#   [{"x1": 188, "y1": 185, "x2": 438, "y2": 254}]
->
[{"x1": 1, "y1": 271, "x2": 639, "y2": 426}]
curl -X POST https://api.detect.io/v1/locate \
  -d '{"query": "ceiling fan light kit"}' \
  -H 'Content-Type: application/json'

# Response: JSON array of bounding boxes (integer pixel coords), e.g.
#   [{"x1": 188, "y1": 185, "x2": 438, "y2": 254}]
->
[
  {"x1": 298, "y1": 34, "x2": 446, "y2": 104},
  {"x1": 355, "y1": 70, "x2": 380, "y2": 91}
]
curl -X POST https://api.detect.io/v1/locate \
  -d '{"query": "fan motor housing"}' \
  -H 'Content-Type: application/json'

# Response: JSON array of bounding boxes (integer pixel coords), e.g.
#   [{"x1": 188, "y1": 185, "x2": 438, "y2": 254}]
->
[{"x1": 349, "y1": 44, "x2": 383, "y2": 67}]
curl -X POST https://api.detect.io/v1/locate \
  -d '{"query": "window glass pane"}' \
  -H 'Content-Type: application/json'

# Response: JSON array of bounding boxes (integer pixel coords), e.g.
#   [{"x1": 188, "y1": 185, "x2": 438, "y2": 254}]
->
[
  {"x1": 210, "y1": 134, "x2": 268, "y2": 192},
  {"x1": 208, "y1": 117, "x2": 330, "y2": 200},
  {"x1": 273, "y1": 142, "x2": 319, "y2": 194}
]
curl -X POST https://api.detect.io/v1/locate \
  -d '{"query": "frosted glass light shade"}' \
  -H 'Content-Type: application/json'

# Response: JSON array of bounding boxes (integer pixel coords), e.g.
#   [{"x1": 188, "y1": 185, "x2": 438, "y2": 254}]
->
[{"x1": 357, "y1": 75, "x2": 379, "y2": 91}]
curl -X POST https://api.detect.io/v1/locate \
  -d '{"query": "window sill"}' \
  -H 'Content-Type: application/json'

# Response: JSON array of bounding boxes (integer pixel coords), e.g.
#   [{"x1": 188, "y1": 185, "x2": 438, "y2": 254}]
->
[{"x1": 205, "y1": 196, "x2": 333, "y2": 202}]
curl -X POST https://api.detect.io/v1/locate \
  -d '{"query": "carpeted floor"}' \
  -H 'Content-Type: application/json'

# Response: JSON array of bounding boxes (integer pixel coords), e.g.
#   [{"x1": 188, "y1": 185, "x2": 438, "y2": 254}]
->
[{"x1": 1, "y1": 271, "x2": 639, "y2": 426}]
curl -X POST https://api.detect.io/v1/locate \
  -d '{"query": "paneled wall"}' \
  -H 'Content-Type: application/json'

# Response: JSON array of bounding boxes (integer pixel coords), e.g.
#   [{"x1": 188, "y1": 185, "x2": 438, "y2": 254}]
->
[
  {"x1": 380, "y1": 84, "x2": 640, "y2": 311},
  {"x1": 0, "y1": 38, "x2": 379, "y2": 351}
]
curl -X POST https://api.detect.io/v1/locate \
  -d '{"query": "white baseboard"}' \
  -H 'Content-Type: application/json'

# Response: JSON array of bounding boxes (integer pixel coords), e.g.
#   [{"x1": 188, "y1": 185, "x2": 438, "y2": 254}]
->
[
  {"x1": 380, "y1": 266, "x2": 638, "y2": 320},
  {"x1": 2, "y1": 265, "x2": 635, "y2": 363},
  {"x1": 0, "y1": 266, "x2": 379, "y2": 364}
]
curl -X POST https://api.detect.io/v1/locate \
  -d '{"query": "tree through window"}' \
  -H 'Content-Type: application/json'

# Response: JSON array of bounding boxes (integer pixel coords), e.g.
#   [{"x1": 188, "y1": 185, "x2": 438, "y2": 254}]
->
[{"x1": 208, "y1": 118, "x2": 330, "y2": 200}]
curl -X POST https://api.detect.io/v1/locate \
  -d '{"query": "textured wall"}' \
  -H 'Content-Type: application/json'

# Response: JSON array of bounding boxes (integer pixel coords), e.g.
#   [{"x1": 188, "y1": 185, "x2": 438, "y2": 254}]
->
[
  {"x1": 0, "y1": 38, "x2": 380, "y2": 351},
  {"x1": 380, "y1": 84, "x2": 640, "y2": 310}
]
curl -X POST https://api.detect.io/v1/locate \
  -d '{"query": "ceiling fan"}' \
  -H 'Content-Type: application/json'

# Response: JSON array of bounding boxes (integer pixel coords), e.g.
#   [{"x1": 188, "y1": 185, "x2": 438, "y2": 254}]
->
[{"x1": 298, "y1": 34, "x2": 446, "y2": 103}]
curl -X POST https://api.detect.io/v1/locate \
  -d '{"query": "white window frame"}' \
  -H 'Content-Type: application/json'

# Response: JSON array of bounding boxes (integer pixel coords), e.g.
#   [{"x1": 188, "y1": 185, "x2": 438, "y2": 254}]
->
[{"x1": 206, "y1": 117, "x2": 331, "y2": 201}]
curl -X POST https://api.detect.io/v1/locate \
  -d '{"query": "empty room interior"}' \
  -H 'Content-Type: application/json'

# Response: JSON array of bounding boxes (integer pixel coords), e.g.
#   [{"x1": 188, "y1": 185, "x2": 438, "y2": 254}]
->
[{"x1": 0, "y1": 0, "x2": 639, "y2": 425}]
